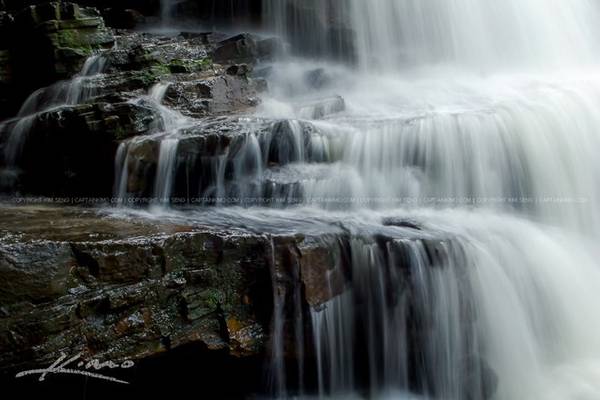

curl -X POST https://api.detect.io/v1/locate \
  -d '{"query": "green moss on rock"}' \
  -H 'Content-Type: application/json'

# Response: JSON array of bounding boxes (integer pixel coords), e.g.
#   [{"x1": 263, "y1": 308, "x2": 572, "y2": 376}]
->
[{"x1": 168, "y1": 57, "x2": 213, "y2": 73}]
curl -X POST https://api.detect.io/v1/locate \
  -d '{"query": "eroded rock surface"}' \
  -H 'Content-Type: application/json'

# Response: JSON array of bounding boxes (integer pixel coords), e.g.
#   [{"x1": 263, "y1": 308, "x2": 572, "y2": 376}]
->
[{"x1": 0, "y1": 205, "x2": 347, "y2": 372}]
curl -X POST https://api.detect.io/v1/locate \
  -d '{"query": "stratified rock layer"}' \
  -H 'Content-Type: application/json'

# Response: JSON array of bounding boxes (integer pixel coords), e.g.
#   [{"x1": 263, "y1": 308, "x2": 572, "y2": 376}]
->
[{"x1": 0, "y1": 205, "x2": 347, "y2": 372}]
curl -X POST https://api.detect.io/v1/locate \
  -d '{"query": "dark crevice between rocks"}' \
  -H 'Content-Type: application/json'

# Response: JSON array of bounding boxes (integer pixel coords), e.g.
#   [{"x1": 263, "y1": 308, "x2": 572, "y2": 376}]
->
[{"x1": 70, "y1": 244, "x2": 100, "y2": 278}]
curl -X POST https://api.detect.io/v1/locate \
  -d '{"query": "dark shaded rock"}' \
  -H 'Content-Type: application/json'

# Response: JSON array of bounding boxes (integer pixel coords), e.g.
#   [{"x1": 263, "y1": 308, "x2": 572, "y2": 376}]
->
[
  {"x1": 0, "y1": 11, "x2": 13, "y2": 48},
  {"x1": 10, "y1": 2, "x2": 115, "y2": 87},
  {"x1": 0, "y1": 240, "x2": 77, "y2": 305},
  {"x1": 226, "y1": 63, "x2": 251, "y2": 76},
  {"x1": 0, "y1": 11, "x2": 14, "y2": 118},
  {"x1": 71, "y1": 240, "x2": 163, "y2": 284},
  {"x1": 180, "y1": 31, "x2": 229, "y2": 45},
  {"x1": 80, "y1": 69, "x2": 168, "y2": 98},
  {"x1": 167, "y1": 0, "x2": 262, "y2": 27},
  {"x1": 102, "y1": 8, "x2": 145, "y2": 29},
  {"x1": 121, "y1": 137, "x2": 160, "y2": 198},
  {"x1": 298, "y1": 241, "x2": 347, "y2": 307},
  {"x1": 0, "y1": 101, "x2": 160, "y2": 197},
  {"x1": 212, "y1": 33, "x2": 259, "y2": 65},
  {"x1": 212, "y1": 33, "x2": 280, "y2": 65},
  {"x1": 256, "y1": 37, "x2": 284, "y2": 59},
  {"x1": 168, "y1": 58, "x2": 212, "y2": 74},
  {"x1": 0, "y1": 2, "x2": 114, "y2": 116},
  {"x1": 0, "y1": 49, "x2": 12, "y2": 119},
  {"x1": 118, "y1": 119, "x2": 242, "y2": 199}
]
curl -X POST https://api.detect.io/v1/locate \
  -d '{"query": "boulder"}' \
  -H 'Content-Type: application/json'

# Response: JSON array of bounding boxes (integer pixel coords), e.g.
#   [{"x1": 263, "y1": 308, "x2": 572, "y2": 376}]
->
[{"x1": 211, "y1": 33, "x2": 281, "y2": 65}]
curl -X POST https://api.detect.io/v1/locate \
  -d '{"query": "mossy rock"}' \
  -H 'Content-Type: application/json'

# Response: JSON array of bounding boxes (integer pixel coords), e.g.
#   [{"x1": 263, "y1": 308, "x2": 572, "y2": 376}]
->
[
  {"x1": 10, "y1": 2, "x2": 114, "y2": 85},
  {"x1": 168, "y1": 57, "x2": 212, "y2": 74}
]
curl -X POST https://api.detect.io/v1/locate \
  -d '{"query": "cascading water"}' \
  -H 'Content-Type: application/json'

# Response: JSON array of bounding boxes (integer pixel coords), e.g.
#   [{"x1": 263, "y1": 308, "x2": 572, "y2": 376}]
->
[
  {"x1": 263, "y1": 0, "x2": 600, "y2": 70},
  {"x1": 113, "y1": 82, "x2": 192, "y2": 205},
  {"x1": 249, "y1": 0, "x2": 600, "y2": 399},
  {"x1": 153, "y1": 137, "x2": 180, "y2": 204},
  {"x1": 160, "y1": 0, "x2": 175, "y2": 26},
  {"x1": 91, "y1": 0, "x2": 600, "y2": 398},
  {"x1": 2, "y1": 54, "x2": 106, "y2": 177}
]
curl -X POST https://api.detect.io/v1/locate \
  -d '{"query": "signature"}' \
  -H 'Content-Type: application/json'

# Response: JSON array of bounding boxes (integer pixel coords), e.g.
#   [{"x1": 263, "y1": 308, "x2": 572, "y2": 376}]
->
[{"x1": 15, "y1": 353, "x2": 134, "y2": 384}]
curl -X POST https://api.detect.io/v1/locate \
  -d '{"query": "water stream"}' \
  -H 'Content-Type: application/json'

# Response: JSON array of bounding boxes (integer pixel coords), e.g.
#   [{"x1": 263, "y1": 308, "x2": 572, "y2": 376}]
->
[
  {"x1": 254, "y1": 1, "x2": 600, "y2": 399},
  {"x1": 4, "y1": 0, "x2": 600, "y2": 398},
  {"x1": 3, "y1": 54, "x2": 106, "y2": 168}
]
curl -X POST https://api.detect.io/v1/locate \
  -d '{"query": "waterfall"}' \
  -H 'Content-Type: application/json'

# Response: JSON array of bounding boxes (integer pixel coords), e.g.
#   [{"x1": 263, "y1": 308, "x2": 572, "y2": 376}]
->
[
  {"x1": 268, "y1": 238, "x2": 287, "y2": 397},
  {"x1": 149, "y1": 82, "x2": 171, "y2": 103},
  {"x1": 291, "y1": 210, "x2": 600, "y2": 399},
  {"x1": 3, "y1": 54, "x2": 106, "y2": 169},
  {"x1": 112, "y1": 83, "x2": 190, "y2": 207},
  {"x1": 255, "y1": 0, "x2": 600, "y2": 399},
  {"x1": 4, "y1": 116, "x2": 35, "y2": 167},
  {"x1": 78, "y1": 0, "x2": 600, "y2": 398},
  {"x1": 160, "y1": 0, "x2": 179, "y2": 27},
  {"x1": 153, "y1": 137, "x2": 179, "y2": 205},
  {"x1": 113, "y1": 141, "x2": 131, "y2": 203},
  {"x1": 17, "y1": 54, "x2": 106, "y2": 117},
  {"x1": 264, "y1": 0, "x2": 600, "y2": 70}
]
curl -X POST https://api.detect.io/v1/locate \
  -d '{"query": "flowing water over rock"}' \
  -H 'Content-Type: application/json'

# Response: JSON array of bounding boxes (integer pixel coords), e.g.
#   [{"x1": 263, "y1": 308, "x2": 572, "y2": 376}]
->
[
  {"x1": 263, "y1": 0, "x2": 600, "y2": 70},
  {"x1": 3, "y1": 54, "x2": 107, "y2": 168},
  {"x1": 251, "y1": 1, "x2": 600, "y2": 399},
  {"x1": 2, "y1": 1, "x2": 600, "y2": 399}
]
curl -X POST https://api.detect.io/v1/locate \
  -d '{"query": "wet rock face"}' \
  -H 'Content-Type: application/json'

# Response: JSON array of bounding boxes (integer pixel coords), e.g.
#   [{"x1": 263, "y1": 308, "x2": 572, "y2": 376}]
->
[
  {"x1": 116, "y1": 117, "x2": 332, "y2": 202},
  {"x1": 0, "y1": 28, "x2": 274, "y2": 197},
  {"x1": 212, "y1": 33, "x2": 282, "y2": 65},
  {"x1": 0, "y1": 206, "x2": 349, "y2": 374},
  {"x1": 0, "y1": 207, "x2": 268, "y2": 371},
  {"x1": 0, "y1": 241, "x2": 76, "y2": 304},
  {"x1": 163, "y1": 73, "x2": 263, "y2": 117}
]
